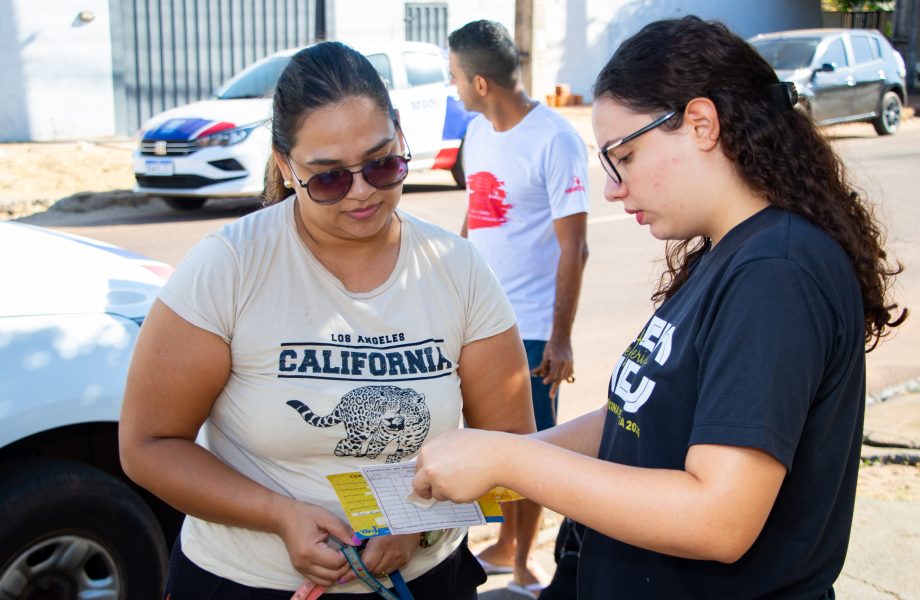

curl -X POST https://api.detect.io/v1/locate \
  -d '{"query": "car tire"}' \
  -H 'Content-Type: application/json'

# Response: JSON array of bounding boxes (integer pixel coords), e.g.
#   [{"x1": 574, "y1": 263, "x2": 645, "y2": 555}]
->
[
  {"x1": 873, "y1": 91, "x2": 902, "y2": 136},
  {"x1": 163, "y1": 197, "x2": 208, "y2": 210},
  {"x1": 451, "y1": 141, "x2": 466, "y2": 189},
  {"x1": 0, "y1": 459, "x2": 168, "y2": 600}
]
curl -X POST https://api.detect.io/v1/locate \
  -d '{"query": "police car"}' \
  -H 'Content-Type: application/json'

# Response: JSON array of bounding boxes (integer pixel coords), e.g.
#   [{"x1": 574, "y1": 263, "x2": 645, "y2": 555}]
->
[
  {"x1": 133, "y1": 41, "x2": 474, "y2": 210},
  {"x1": 0, "y1": 222, "x2": 177, "y2": 598}
]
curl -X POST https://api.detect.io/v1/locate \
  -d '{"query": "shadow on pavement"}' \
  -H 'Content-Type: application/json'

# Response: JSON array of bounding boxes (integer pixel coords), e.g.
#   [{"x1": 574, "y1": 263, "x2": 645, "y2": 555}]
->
[
  {"x1": 404, "y1": 183, "x2": 462, "y2": 193},
  {"x1": 14, "y1": 179, "x2": 462, "y2": 228},
  {"x1": 15, "y1": 194, "x2": 263, "y2": 227}
]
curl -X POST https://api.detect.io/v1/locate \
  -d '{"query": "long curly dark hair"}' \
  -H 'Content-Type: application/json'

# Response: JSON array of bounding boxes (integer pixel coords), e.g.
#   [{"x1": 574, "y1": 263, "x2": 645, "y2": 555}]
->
[{"x1": 594, "y1": 16, "x2": 906, "y2": 350}]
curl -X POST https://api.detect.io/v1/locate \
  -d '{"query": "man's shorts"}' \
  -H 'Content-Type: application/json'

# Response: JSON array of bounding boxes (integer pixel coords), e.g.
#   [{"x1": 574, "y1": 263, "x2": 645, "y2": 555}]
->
[{"x1": 524, "y1": 339, "x2": 558, "y2": 431}]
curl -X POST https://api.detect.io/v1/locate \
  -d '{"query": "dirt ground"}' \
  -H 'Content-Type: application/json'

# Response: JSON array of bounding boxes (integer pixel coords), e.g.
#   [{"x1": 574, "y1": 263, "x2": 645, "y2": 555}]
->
[
  {"x1": 1, "y1": 133, "x2": 918, "y2": 502},
  {"x1": 0, "y1": 139, "x2": 137, "y2": 219},
  {"x1": 857, "y1": 463, "x2": 920, "y2": 501}
]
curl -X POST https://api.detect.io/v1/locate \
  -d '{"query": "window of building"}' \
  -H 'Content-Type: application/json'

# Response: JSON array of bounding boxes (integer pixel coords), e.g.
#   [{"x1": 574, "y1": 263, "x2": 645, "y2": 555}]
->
[{"x1": 405, "y1": 3, "x2": 448, "y2": 48}]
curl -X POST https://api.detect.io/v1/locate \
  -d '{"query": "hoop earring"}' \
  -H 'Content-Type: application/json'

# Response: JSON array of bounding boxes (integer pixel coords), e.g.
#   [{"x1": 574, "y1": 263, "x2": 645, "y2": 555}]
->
[{"x1": 283, "y1": 180, "x2": 293, "y2": 189}]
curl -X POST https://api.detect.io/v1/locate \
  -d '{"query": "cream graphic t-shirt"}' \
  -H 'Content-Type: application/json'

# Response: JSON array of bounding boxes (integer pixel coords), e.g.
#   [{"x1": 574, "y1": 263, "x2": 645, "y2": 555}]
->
[{"x1": 158, "y1": 199, "x2": 515, "y2": 592}]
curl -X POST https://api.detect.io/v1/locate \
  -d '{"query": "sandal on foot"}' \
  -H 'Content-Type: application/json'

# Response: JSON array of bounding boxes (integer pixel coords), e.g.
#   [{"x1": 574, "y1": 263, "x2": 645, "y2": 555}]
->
[
  {"x1": 507, "y1": 581, "x2": 547, "y2": 599},
  {"x1": 475, "y1": 556, "x2": 514, "y2": 575}
]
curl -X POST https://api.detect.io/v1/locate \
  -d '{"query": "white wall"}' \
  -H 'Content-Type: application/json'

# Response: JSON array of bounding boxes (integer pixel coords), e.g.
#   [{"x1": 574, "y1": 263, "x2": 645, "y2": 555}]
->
[
  {"x1": 0, "y1": 0, "x2": 116, "y2": 141},
  {"x1": 447, "y1": 2, "x2": 515, "y2": 36},
  {"x1": 541, "y1": 0, "x2": 823, "y2": 101},
  {"x1": 327, "y1": 0, "x2": 821, "y2": 103},
  {"x1": 326, "y1": 0, "x2": 515, "y2": 47},
  {"x1": 325, "y1": 2, "x2": 405, "y2": 45},
  {"x1": 0, "y1": 0, "x2": 822, "y2": 142}
]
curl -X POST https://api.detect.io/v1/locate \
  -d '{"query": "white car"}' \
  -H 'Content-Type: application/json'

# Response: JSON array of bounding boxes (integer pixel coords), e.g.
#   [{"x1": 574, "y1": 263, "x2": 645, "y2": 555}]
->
[
  {"x1": 133, "y1": 41, "x2": 475, "y2": 210},
  {"x1": 0, "y1": 222, "x2": 177, "y2": 599}
]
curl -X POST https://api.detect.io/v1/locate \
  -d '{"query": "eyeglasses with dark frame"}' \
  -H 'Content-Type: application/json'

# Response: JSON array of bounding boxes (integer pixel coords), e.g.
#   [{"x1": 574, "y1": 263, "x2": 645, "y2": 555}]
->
[
  {"x1": 598, "y1": 109, "x2": 679, "y2": 185},
  {"x1": 285, "y1": 120, "x2": 412, "y2": 204}
]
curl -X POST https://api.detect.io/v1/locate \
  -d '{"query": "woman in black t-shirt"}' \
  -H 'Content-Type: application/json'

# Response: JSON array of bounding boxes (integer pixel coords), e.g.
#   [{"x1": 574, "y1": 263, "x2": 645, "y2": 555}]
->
[{"x1": 412, "y1": 16, "x2": 907, "y2": 600}]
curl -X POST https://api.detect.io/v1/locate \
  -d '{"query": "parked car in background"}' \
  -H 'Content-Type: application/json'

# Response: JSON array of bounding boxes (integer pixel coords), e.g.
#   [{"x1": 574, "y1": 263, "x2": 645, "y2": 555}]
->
[
  {"x1": 749, "y1": 28, "x2": 907, "y2": 135},
  {"x1": 0, "y1": 222, "x2": 178, "y2": 599},
  {"x1": 133, "y1": 41, "x2": 475, "y2": 210}
]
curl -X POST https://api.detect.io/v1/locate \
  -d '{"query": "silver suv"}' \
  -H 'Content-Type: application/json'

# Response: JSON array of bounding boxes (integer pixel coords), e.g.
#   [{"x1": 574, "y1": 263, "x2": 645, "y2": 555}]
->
[{"x1": 750, "y1": 29, "x2": 908, "y2": 135}]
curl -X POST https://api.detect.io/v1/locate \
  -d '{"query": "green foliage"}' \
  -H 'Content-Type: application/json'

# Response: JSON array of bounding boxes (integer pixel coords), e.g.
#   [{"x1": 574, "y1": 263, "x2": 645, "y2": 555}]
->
[{"x1": 826, "y1": 0, "x2": 894, "y2": 10}]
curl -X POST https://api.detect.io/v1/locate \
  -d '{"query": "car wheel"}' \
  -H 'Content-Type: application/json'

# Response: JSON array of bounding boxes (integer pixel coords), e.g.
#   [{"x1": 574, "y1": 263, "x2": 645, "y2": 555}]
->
[
  {"x1": 0, "y1": 459, "x2": 168, "y2": 600},
  {"x1": 873, "y1": 91, "x2": 901, "y2": 136},
  {"x1": 451, "y1": 141, "x2": 466, "y2": 189},
  {"x1": 163, "y1": 197, "x2": 208, "y2": 210}
]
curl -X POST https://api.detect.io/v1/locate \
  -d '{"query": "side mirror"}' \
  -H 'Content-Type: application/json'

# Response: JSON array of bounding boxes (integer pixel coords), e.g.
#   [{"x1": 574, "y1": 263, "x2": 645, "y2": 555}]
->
[{"x1": 810, "y1": 62, "x2": 835, "y2": 81}]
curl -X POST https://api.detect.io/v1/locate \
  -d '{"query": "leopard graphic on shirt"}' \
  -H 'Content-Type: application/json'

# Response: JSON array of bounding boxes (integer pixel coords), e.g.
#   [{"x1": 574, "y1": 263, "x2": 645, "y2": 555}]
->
[{"x1": 287, "y1": 385, "x2": 431, "y2": 463}]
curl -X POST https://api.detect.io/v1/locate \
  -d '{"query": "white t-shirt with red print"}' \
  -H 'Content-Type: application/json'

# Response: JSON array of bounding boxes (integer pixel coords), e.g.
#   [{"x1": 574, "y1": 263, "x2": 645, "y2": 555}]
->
[{"x1": 463, "y1": 103, "x2": 590, "y2": 341}]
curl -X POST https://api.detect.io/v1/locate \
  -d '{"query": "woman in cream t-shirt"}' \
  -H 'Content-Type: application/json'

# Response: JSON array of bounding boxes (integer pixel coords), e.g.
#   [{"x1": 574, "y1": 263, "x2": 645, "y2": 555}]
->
[{"x1": 119, "y1": 41, "x2": 534, "y2": 600}]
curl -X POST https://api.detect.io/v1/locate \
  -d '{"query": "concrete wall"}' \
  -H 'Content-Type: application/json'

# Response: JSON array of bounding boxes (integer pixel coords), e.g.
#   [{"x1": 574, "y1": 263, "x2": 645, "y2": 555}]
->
[
  {"x1": 0, "y1": 0, "x2": 116, "y2": 141},
  {"x1": 0, "y1": 0, "x2": 820, "y2": 141},
  {"x1": 541, "y1": 0, "x2": 823, "y2": 101},
  {"x1": 447, "y1": 2, "x2": 515, "y2": 36},
  {"x1": 327, "y1": 0, "x2": 821, "y2": 103},
  {"x1": 326, "y1": 0, "x2": 515, "y2": 46}
]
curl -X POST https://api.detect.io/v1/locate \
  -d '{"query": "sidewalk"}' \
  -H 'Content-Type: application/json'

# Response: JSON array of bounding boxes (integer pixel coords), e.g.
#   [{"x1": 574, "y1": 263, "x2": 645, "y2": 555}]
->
[{"x1": 473, "y1": 391, "x2": 920, "y2": 599}]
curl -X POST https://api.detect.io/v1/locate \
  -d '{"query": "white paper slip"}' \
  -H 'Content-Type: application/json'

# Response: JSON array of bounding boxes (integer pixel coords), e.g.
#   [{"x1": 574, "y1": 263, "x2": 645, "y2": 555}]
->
[
  {"x1": 360, "y1": 462, "x2": 487, "y2": 534},
  {"x1": 406, "y1": 489, "x2": 439, "y2": 509}
]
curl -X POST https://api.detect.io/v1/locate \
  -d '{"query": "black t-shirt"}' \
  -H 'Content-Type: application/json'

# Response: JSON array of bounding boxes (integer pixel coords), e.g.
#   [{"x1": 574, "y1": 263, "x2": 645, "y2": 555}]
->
[{"x1": 578, "y1": 207, "x2": 865, "y2": 599}]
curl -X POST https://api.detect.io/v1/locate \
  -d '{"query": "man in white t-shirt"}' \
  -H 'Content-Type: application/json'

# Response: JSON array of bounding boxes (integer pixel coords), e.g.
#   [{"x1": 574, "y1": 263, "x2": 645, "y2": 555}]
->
[{"x1": 448, "y1": 19, "x2": 590, "y2": 596}]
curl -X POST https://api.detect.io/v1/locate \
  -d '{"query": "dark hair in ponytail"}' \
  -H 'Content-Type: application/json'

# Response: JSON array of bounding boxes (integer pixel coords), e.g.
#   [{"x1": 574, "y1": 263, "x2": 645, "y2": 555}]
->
[
  {"x1": 594, "y1": 16, "x2": 906, "y2": 350},
  {"x1": 263, "y1": 41, "x2": 394, "y2": 205}
]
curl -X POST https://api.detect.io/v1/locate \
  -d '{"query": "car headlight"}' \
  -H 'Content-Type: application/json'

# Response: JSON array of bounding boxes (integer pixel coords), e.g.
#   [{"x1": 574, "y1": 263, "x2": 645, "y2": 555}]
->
[{"x1": 197, "y1": 123, "x2": 260, "y2": 148}]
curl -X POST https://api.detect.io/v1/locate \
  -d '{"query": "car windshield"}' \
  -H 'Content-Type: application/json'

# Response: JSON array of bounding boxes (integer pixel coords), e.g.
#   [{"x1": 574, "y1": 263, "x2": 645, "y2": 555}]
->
[
  {"x1": 215, "y1": 56, "x2": 290, "y2": 99},
  {"x1": 751, "y1": 38, "x2": 821, "y2": 70}
]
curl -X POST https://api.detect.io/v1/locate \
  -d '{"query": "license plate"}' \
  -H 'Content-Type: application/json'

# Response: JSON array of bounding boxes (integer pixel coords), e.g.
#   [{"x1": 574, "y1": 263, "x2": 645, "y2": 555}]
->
[{"x1": 145, "y1": 160, "x2": 174, "y2": 176}]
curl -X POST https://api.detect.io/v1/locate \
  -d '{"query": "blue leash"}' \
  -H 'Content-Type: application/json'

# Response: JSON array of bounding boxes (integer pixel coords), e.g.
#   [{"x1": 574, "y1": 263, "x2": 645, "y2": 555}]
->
[
  {"x1": 326, "y1": 536, "x2": 415, "y2": 600},
  {"x1": 388, "y1": 571, "x2": 413, "y2": 600}
]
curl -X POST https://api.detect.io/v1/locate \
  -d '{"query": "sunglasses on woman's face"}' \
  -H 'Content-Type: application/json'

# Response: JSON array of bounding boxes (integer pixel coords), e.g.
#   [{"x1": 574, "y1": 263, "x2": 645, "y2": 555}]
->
[{"x1": 286, "y1": 122, "x2": 412, "y2": 204}]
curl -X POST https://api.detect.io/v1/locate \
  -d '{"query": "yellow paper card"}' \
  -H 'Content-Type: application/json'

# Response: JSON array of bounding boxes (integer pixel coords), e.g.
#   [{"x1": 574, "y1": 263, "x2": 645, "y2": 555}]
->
[
  {"x1": 479, "y1": 486, "x2": 525, "y2": 503},
  {"x1": 327, "y1": 470, "x2": 524, "y2": 538},
  {"x1": 326, "y1": 472, "x2": 388, "y2": 537}
]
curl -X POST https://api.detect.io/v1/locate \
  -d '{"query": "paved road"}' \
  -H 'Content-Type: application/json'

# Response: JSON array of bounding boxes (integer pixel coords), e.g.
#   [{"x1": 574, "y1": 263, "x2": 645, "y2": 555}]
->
[
  {"x1": 18, "y1": 114, "x2": 920, "y2": 599},
  {"x1": 22, "y1": 117, "x2": 920, "y2": 406}
]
